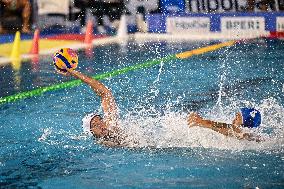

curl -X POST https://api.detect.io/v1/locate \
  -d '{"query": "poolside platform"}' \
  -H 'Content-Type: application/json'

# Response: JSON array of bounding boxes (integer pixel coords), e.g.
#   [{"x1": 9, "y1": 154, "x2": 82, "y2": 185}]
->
[
  {"x1": 0, "y1": 32, "x2": 122, "y2": 66},
  {"x1": 0, "y1": 29, "x2": 282, "y2": 66}
]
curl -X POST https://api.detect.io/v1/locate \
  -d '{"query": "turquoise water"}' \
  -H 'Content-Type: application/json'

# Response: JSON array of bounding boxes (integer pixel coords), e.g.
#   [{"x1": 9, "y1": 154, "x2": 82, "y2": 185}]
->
[{"x1": 0, "y1": 39, "x2": 284, "y2": 188}]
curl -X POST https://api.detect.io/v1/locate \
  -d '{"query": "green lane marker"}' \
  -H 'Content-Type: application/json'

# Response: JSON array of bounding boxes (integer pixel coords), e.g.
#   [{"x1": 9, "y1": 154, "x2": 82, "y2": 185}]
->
[{"x1": 0, "y1": 55, "x2": 176, "y2": 105}]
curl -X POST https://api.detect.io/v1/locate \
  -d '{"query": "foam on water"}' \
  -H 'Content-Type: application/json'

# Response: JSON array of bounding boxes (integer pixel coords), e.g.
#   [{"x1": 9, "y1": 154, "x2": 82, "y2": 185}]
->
[{"x1": 116, "y1": 97, "x2": 284, "y2": 151}]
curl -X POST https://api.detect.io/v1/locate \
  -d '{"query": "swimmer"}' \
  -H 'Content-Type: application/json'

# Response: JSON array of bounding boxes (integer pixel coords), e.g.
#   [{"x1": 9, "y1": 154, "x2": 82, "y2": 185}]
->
[
  {"x1": 188, "y1": 108, "x2": 262, "y2": 142},
  {"x1": 64, "y1": 68, "x2": 128, "y2": 147}
]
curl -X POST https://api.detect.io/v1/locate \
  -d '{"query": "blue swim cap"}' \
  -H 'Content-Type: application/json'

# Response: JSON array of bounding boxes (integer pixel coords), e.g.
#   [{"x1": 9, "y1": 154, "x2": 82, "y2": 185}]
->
[{"x1": 240, "y1": 108, "x2": 261, "y2": 128}]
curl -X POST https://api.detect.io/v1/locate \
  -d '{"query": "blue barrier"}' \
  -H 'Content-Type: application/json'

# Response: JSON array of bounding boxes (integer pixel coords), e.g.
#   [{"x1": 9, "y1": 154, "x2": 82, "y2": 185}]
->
[{"x1": 146, "y1": 12, "x2": 284, "y2": 33}]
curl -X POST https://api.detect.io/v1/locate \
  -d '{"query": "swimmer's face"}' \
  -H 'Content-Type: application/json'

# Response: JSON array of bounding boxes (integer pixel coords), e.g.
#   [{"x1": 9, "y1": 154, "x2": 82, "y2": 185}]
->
[
  {"x1": 232, "y1": 112, "x2": 243, "y2": 126},
  {"x1": 90, "y1": 115, "x2": 107, "y2": 137}
]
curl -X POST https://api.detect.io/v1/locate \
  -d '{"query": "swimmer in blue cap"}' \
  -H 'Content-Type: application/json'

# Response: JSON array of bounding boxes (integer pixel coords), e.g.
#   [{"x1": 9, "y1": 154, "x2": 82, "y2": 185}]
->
[{"x1": 188, "y1": 108, "x2": 262, "y2": 142}]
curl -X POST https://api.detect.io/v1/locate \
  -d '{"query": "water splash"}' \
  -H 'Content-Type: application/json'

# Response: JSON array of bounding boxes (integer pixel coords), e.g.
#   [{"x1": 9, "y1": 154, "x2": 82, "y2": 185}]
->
[
  {"x1": 213, "y1": 48, "x2": 232, "y2": 119},
  {"x1": 149, "y1": 60, "x2": 164, "y2": 97},
  {"x1": 118, "y1": 98, "x2": 284, "y2": 152},
  {"x1": 38, "y1": 128, "x2": 52, "y2": 142}
]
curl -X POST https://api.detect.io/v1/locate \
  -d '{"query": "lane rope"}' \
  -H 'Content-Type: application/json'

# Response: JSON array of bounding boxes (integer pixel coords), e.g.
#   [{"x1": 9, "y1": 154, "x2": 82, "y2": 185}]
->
[{"x1": 0, "y1": 41, "x2": 236, "y2": 105}]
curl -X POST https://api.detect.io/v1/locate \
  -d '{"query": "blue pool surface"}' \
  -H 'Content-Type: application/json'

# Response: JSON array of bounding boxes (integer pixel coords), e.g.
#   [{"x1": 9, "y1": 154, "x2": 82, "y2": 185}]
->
[{"x1": 0, "y1": 39, "x2": 284, "y2": 188}]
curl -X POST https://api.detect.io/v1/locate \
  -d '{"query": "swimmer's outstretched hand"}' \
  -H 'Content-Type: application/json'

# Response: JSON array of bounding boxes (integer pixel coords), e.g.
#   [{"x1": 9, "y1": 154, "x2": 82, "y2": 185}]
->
[
  {"x1": 60, "y1": 65, "x2": 73, "y2": 76},
  {"x1": 188, "y1": 112, "x2": 203, "y2": 128}
]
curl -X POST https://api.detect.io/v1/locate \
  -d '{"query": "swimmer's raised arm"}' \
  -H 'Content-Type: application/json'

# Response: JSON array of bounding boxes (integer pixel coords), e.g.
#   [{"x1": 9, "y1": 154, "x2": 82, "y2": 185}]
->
[
  {"x1": 67, "y1": 69, "x2": 118, "y2": 127},
  {"x1": 67, "y1": 70, "x2": 110, "y2": 97}
]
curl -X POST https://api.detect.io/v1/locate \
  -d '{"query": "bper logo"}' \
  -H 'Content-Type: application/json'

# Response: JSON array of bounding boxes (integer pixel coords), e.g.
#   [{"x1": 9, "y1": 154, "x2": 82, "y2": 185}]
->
[{"x1": 226, "y1": 20, "x2": 260, "y2": 30}]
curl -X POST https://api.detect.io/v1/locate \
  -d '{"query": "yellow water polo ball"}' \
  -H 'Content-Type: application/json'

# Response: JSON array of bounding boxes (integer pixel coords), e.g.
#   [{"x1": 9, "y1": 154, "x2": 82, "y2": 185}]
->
[{"x1": 53, "y1": 48, "x2": 78, "y2": 74}]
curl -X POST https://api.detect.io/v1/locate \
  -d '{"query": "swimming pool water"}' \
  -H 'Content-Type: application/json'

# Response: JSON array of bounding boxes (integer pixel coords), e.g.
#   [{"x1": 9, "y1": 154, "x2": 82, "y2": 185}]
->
[{"x1": 0, "y1": 39, "x2": 283, "y2": 188}]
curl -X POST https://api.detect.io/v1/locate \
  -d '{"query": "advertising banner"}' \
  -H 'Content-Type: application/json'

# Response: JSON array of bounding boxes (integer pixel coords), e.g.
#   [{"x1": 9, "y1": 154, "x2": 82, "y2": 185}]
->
[
  {"x1": 221, "y1": 17, "x2": 265, "y2": 33},
  {"x1": 166, "y1": 17, "x2": 210, "y2": 33},
  {"x1": 276, "y1": 17, "x2": 284, "y2": 31},
  {"x1": 186, "y1": 0, "x2": 284, "y2": 12}
]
